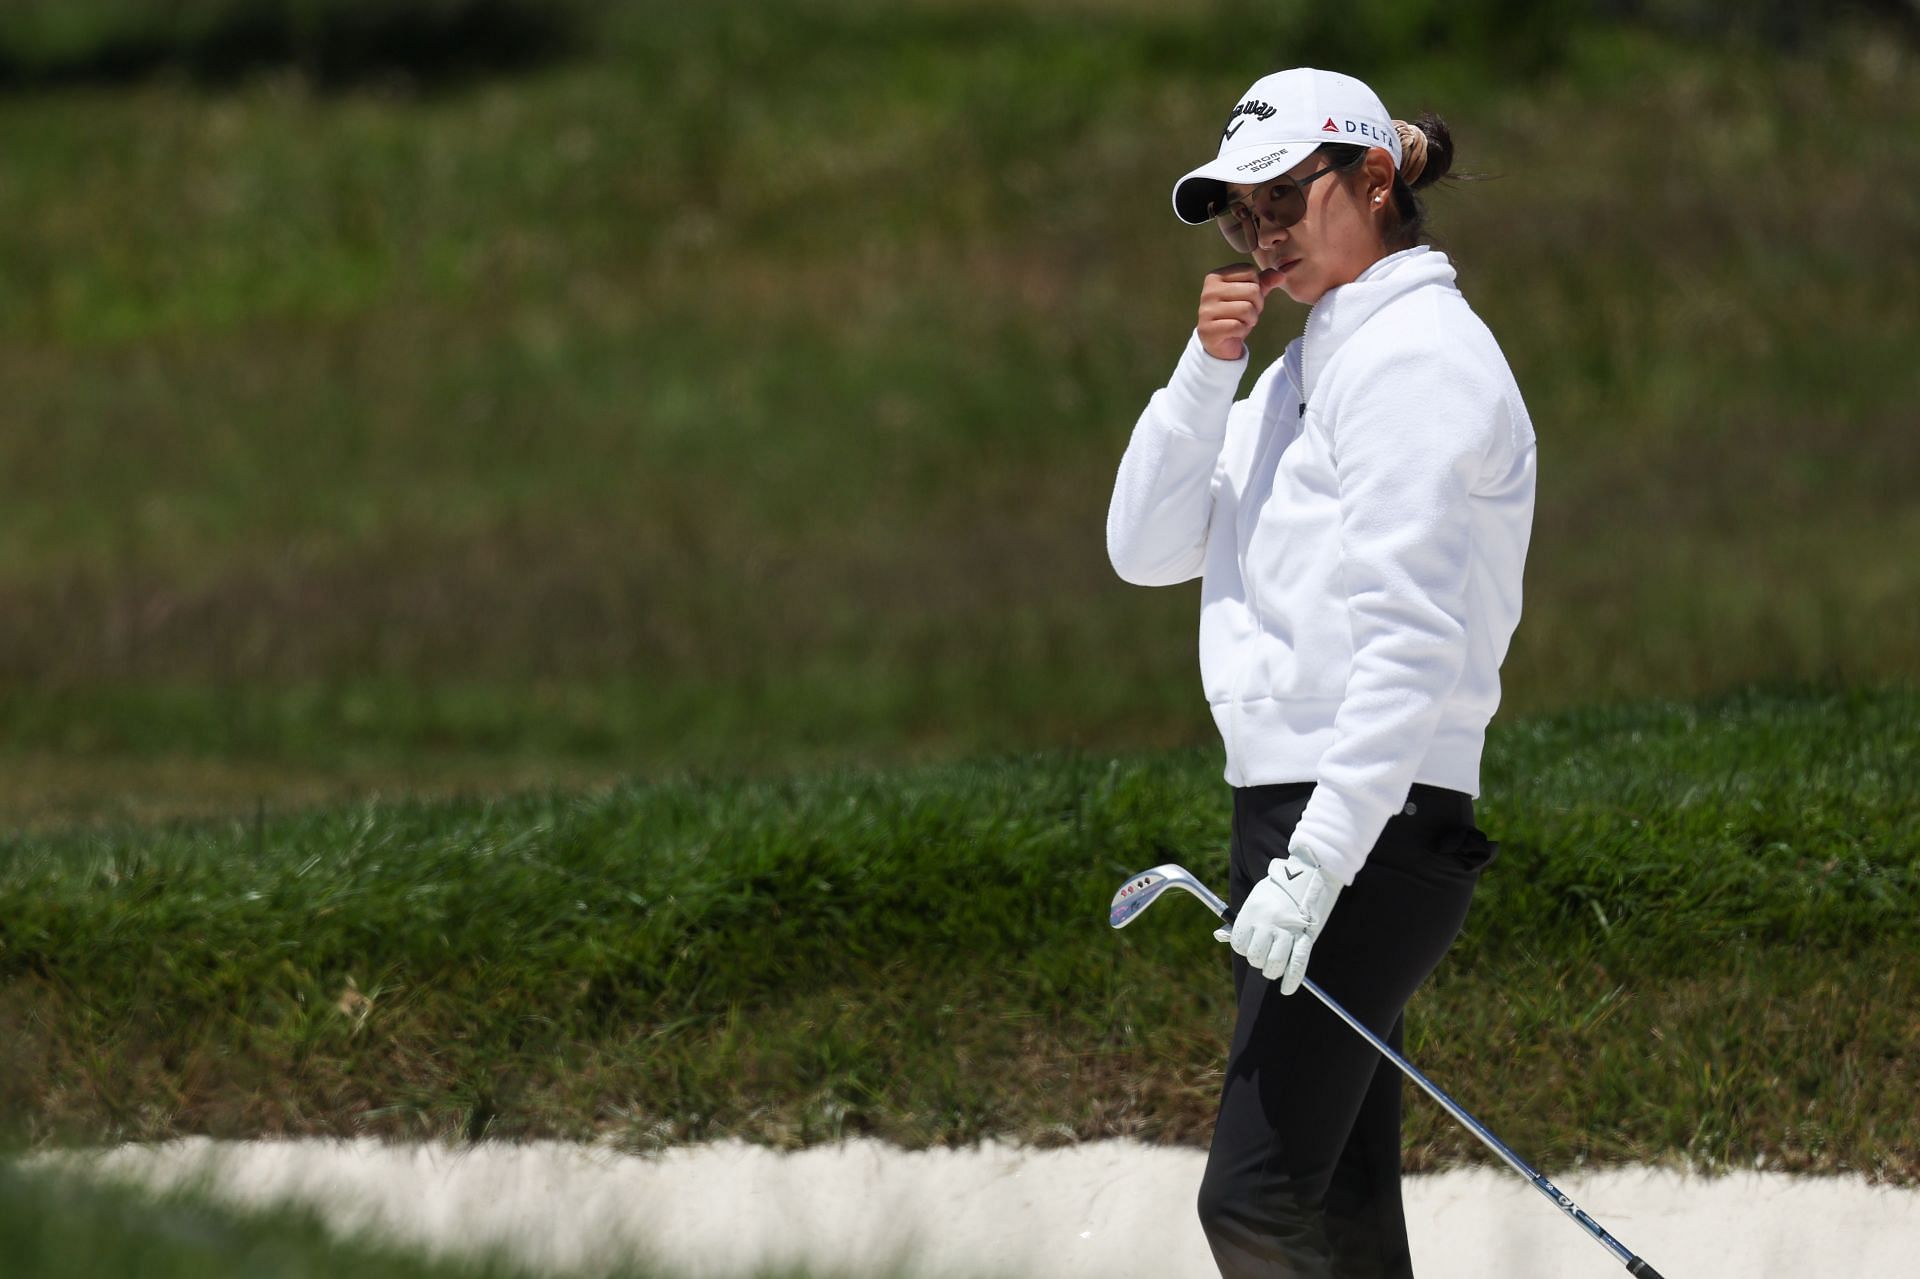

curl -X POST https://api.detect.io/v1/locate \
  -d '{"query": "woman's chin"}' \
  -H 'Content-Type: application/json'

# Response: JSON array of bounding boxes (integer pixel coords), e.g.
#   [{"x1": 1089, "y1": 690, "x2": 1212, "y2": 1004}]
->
[{"x1": 1281, "y1": 275, "x2": 1330, "y2": 306}]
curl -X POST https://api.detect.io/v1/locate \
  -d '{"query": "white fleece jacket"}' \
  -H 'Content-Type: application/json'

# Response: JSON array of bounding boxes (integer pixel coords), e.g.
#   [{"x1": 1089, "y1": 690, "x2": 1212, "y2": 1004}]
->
[{"x1": 1106, "y1": 245, "x2": 1536, "y2": 886}]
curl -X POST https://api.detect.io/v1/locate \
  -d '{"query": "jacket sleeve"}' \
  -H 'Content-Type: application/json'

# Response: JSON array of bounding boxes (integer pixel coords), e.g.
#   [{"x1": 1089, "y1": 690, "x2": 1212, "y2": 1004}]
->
[
  {"x1": 1289, "y1": 344, "x2": 1504, "y2": 885},
  {"x1": 1105, "y1": 329, "x2": 1248, "y2": 587}
]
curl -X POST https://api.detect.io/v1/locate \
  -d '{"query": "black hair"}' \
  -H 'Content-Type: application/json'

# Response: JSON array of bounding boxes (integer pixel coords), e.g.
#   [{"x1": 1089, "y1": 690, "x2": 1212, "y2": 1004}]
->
[{"x1": 1317, "y1": 109, "x2": 1457, "y2": 251}]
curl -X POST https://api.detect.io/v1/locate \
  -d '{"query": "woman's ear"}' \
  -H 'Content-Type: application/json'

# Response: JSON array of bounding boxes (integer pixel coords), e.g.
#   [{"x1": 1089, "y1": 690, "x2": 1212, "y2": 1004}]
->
[{"x1": 1364, "y1": 147, "x2": 1397, "y2": 206}]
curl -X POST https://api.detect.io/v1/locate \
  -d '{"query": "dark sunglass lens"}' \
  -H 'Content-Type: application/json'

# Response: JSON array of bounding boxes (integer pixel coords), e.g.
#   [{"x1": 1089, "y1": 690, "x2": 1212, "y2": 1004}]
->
[
  {"x1": 1213, "y1": 208, "x2": 1251, "y2": 253},
  {"x1": 1270, "y1": 182, "x2": 1307, "y2": 229}
]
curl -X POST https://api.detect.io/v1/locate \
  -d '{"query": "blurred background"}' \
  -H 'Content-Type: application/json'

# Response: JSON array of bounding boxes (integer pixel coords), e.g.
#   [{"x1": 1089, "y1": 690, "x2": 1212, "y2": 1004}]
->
[{"x1": 2, "y1": 0, "x2": 1915, "y2": 829}]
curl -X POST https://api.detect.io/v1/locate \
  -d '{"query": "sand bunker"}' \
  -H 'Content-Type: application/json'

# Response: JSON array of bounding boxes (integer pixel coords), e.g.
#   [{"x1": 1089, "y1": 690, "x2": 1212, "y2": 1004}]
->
[{"x1": 36, "y1": 1137, "x2": 1920, "y2": 1278}]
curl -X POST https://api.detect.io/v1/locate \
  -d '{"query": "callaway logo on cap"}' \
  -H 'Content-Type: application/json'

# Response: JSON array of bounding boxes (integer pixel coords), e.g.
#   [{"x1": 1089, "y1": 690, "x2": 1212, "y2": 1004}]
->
[{"x1": 1172, "y1": 68, "x2": 1403, "y2": 225}]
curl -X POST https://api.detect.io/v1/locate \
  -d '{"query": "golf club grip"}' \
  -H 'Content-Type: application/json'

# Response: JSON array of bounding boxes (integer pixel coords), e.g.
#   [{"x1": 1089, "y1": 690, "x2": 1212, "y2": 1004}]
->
[{"x1": 1627, "y1": 1258, "x2": 1666, "y2": 1278}]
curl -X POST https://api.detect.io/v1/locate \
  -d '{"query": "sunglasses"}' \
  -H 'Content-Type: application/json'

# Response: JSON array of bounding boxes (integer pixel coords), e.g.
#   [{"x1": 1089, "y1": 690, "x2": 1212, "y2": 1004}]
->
[{"x1": 1206, "y1": 163, "x2": 1341, "y2": 253}]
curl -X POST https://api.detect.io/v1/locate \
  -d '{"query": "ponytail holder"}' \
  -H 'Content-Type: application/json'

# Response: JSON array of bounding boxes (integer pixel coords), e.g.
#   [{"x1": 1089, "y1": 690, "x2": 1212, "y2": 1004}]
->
[{"x1": 1393, "y1": 120, "x2": 1429, "y2": 186}]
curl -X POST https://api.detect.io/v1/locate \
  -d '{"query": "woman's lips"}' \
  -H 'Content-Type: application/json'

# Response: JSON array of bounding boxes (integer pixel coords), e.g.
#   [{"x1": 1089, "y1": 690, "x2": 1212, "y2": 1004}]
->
[{"x1": 1277, "y1": 257, "x2": 1302, "y2": 272}]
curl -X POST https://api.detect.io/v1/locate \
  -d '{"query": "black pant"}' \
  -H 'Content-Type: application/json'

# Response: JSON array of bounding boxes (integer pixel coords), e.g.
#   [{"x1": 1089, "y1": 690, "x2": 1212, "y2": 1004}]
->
[{"x1": 1197, "y1": 781, "x2": 1498, "y2": 1279}]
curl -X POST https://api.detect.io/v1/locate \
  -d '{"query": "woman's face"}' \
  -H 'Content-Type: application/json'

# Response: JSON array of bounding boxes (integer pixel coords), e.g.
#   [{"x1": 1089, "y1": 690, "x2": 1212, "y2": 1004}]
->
[{"x1": 1222, "y1": 147, "x2": 1398, "y2": 307}]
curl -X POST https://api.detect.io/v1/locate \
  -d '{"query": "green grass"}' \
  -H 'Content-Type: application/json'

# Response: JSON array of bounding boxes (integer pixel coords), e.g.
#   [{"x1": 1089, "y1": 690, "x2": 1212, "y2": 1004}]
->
[
  {"x1": 5, "y1": 679, "x2": 1916, "y2": 1181},
  {"x1": 0, "y1": 13, "x2": 1913, "y2": 822}
]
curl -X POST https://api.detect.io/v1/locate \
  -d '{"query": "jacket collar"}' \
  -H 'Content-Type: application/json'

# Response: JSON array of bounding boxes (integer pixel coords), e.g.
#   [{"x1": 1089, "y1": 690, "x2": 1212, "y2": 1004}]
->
[{"x1": 1294, "y1": 245, "x2": 1460, "y2": 405}]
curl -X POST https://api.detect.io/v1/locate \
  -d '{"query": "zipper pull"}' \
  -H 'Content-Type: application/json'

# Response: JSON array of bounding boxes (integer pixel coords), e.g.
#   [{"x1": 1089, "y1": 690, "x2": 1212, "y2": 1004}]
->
[{"x1": 1298, "y1": 402, "x2": 1306, "y2": 419}]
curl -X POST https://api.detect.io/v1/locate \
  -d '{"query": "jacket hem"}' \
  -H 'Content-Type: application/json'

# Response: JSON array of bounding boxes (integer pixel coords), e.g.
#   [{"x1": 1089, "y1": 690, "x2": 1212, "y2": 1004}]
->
[{"x1": 1210, "y1": 695, "x2": 1485, "y2": 799}]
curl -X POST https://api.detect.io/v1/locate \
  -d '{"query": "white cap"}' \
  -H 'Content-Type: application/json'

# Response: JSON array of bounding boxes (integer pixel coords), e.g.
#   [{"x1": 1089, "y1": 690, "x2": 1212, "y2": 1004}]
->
[{"x1": 1171, "y1": 68, "x2": 1402, "y2": 225}]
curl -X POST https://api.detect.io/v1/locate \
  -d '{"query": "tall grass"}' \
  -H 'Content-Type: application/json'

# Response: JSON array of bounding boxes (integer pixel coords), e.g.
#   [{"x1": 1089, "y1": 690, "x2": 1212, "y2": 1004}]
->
[{"x1": 4, "y1": 681, "x2": 1915, "y2": 1179}]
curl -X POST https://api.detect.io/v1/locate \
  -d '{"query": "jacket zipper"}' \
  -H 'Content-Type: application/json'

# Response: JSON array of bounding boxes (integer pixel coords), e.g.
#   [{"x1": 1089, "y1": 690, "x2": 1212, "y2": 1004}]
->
[{"x1": 1227, "y1": 304, "x2": 1323, "y2": 784}]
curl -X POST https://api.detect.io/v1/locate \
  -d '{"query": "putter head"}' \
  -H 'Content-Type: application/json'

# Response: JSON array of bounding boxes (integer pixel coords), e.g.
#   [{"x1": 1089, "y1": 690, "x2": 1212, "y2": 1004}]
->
[{"x1": 1109, "y1": 863, "x2": 1225, "y2": 928}]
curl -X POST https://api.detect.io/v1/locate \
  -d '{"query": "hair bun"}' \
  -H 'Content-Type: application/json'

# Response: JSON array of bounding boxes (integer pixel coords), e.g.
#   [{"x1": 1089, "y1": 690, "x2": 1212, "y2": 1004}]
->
[
  {"x1": 1392, "y1": 120, "x2": 1428, "y2": 185},
  {"x1": 1394, "y1": 111, "x2": 1454, "y2": 191}
]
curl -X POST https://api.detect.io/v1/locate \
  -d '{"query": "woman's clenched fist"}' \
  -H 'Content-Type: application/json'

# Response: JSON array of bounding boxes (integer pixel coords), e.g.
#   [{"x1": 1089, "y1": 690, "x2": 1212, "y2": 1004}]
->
[{"x1": 1198, "y1": 263, "x2": 1285, "y2": 361}]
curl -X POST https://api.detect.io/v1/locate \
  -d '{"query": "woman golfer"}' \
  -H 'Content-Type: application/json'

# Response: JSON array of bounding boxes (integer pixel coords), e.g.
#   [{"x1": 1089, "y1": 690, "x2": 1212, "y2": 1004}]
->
[{"x1": 1106, "y1": 67, "x2": 1537, "y2": 1278}]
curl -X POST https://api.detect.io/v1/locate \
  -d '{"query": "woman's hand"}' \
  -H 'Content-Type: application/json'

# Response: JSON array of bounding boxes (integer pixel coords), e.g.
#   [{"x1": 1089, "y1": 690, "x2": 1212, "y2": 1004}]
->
[
  {"x1": 1198, "y1": 262, "x2": 1286, "y2": 361},
  {"x1": 1219, "y1": 844, "x2": 1343, "y2": 995}
]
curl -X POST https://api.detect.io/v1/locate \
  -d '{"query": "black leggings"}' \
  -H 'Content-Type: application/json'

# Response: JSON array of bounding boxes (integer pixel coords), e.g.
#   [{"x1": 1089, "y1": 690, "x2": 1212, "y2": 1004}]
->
[{"x1": 1197, "y1": 780, "x2": 1499, "y2": 1279}]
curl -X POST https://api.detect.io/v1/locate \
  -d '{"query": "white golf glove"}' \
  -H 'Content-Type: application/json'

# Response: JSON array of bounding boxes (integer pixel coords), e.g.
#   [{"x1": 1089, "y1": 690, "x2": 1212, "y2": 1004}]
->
[{"x1": 1216, "y1": 842, "x2": 1343, "y2": 995}]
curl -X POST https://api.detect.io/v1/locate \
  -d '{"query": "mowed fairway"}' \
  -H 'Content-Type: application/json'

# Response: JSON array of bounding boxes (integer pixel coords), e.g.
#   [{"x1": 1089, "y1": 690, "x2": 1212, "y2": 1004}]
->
[{"x1": 1, "y1": 1, "x2": 1917, "y2": 1275}]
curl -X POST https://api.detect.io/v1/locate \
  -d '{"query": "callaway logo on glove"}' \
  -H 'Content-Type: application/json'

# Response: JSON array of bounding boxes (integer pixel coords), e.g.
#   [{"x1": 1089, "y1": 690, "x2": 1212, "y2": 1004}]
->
[{"x1": 1214, "y1": 842, "x2": 1344, "y2": 995}]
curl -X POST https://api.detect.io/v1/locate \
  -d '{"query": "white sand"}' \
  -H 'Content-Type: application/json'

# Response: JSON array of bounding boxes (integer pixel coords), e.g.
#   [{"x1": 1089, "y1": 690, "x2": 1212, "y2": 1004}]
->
[{"x1": 34, "y1": 1137, "x2": 1920, "y2": 1278}]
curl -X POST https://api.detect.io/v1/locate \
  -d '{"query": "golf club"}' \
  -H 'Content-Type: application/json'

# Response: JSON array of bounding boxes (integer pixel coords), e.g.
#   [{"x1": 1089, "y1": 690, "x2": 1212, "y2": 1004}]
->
[{"x1": 1110, "y1": 862, "x2": 1670, "y2": 1279}]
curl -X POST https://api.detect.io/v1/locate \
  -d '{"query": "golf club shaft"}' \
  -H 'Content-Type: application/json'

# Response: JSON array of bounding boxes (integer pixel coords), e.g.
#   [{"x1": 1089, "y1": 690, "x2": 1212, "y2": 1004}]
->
[{"x1": 1198, "y1": 891, "x2": 1666, "y2": 1279}]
